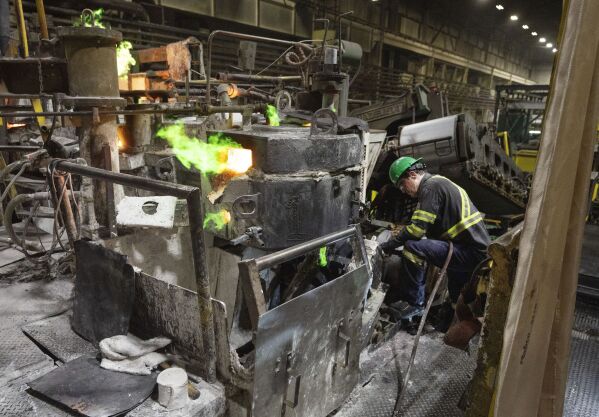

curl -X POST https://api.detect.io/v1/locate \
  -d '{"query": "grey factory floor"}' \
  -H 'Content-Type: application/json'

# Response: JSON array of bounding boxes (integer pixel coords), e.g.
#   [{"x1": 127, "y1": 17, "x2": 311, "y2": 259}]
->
[{"x1": 0, "y1": 226, "x2": 597, "y2": 417}]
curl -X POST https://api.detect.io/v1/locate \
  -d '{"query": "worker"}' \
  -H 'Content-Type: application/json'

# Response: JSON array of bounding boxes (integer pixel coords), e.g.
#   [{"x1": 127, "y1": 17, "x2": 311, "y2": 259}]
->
[{"x1": 379, "y1": 156, "x2": 491, "y2": 322}]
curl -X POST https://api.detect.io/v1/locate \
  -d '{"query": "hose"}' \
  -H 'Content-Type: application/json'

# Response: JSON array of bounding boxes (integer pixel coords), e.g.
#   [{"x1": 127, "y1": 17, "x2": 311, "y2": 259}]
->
[
  {"x1": 392, "y1": 241, "x2": 454, "y2": 416},
  {"x1": 3, "y1": 192, "x2": 49, "y2": 252},
  {"x1": 0, "y1": 161, "x2": 31, "y2": 220}
]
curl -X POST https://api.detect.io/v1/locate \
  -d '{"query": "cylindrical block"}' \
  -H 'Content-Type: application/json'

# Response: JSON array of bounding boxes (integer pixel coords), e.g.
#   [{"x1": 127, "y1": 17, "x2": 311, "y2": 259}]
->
[
  {"x1": 157, "y1": 368, "x2": 189, "y2": 410},
  {"x1": 57, "y1": 27, "x2": 122, "y2": 97},
  {"x1": 124, "y1": 105, "x2": 154, "y2": 152}
]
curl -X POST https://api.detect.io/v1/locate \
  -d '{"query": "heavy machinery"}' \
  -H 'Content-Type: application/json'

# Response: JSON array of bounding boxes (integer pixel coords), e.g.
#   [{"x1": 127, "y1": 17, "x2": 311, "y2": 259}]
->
[{"x1": 0, "y1": 15, "x2": 389, "y2": 416}]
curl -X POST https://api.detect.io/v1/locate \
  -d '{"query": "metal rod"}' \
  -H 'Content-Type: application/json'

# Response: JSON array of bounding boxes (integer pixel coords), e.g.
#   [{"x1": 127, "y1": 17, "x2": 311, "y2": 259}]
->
[
  {"x1": 255, "y1": 226, "x2": 358, "y2": 270},
  {"x1": 206, "y1": 30, "x2": 312, "y2": 106},
  {"x1": 217, "y1": 73, "x2": 302, "y2": 83},
  {"x1": 14, "y1": 0, "x2": 29, "y2": 57},
  {"x1": 102, "y1": 145, "x2": 117, "y2": 238},
  {"x1": 0, "y1": 104, "x2": 266, "y2": 119},
  {"x1": 53, "y1": 160, "x2": 217, "y2": 382},
  {"x1": 54, "y1": 174, "x2": 77, "y2": 245},
  {"x1": 0, "y1": 107, "x2": 196, "y2": 118},
  {"x1": 0, "y1": 145, "x2": 41, "y2": 152},
  {"x1": 34, "y1": 0, "x2": 48, "y2": 40}
]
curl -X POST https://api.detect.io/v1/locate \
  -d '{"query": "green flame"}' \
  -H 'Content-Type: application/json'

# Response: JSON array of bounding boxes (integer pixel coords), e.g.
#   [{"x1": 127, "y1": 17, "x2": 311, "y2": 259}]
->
[
  {"x1": 203, "y1": 210, "x2": 230, "y2": 231},
  {"x1": 318, "y1": 246, "x2": 328, "y2": 267},
  {"x1": 74, "y1": 8, "x2": 105, "y2": 28},
  {"x1": 117, "y1": 41, "x2": 136, "y2": 78},
  {"x1": 156, "y1": 123, "x2": 242, "y2": 174},
  {"x1": 265, "y1": 104, "x2": 280, "y2": 127}
]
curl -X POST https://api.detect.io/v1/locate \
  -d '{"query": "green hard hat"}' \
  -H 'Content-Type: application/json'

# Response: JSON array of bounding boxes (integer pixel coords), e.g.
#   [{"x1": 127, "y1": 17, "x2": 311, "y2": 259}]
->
[{"x1": 389, "y1": 156, "x2": 423, "y2": 184}]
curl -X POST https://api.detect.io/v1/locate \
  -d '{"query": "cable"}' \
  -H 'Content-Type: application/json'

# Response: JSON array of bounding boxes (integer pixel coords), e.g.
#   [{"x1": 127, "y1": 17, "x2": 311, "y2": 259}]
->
[
  {"x1": 392, "y1": 241, "x2": 454, "y2": 416},
  {"x1": 0, "y1": 162, "x2": 29, "y2": 204}
]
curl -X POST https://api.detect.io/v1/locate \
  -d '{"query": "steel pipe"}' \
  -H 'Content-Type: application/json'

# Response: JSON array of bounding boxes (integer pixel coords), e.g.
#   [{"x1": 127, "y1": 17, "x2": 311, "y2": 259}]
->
[
  {"x1": 53, "y1": 160, "x2": 217, "y2": 382},
  {"x1": 255, "y1": 226, "x2": 358, "y2": 270}
]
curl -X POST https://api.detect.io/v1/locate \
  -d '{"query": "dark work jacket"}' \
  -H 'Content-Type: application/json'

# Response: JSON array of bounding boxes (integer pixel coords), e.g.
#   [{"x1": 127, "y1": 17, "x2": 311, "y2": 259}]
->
[{"x1": 385, "y1": 173, "x2": 491, "y2": 253}]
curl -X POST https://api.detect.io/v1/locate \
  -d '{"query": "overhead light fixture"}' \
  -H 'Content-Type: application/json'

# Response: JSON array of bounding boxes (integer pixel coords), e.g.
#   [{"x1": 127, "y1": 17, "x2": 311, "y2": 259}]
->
[
  {"x1": 546, "y1": 43, "x2": 553, "y2": 48},
  {"x1": 552, "y1": 48, "x2": 558, "y2": 53},
  {"x1": 496, "y1": 4, "x2": 504, "y2": 10},
  {"x1": 531, "y1": 31, "x2": 538, "y2": 36},
  {"x1": 510, "y1": 15, "x2": 519, "y2": 21},
  {"x1": 539, "y1": 37, "x2": 546, "y2": 43},
  {"x1": 522, "y1": 24, "x2": 529, "y2": 30}
]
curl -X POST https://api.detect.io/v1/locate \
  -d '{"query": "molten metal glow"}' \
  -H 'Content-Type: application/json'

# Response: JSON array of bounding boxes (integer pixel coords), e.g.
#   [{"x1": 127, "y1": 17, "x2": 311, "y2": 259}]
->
[
  {"x1": 203, "y1": 209, "x2": 231, "y2": 231},
  {"x1": 157, "y1": 123, "x2": 251, "y2": 175},
  {"x1": 265, "y1": 104, "x2": 280, "y2": 126},
  {"x1": 227, "y1": 84, "x2": 240, "y2": 99},
  {"x1": 226, "y1": 148, "x2": 252, "y2": 174},
  {"x1": 117, "y1": 126, "x2": 127, "y2": 150},
  {"x1": 117, "y1": 41, "x2": 136, "y2": 78},
  {"x1": 7, "y1": 123, "x2": 26, "y2": 129}
]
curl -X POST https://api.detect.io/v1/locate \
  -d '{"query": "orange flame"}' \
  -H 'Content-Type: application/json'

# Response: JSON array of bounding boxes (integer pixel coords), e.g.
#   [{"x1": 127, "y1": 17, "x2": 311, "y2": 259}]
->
[{"x1": 7, "y1": 123, "x2": 27, "y2": 129}]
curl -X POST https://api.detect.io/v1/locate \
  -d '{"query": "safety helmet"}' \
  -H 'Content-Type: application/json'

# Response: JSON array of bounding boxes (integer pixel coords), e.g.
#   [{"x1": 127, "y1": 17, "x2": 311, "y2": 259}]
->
[{"x1": 389, "y1": 156, "x2": 424, "y2": 184}]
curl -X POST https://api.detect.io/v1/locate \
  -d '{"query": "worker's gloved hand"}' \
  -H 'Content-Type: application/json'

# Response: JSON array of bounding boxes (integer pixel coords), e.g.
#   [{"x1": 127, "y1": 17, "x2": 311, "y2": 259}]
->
[{"x1": 378, "y1": 241, "x2": 397, "y2": 256}]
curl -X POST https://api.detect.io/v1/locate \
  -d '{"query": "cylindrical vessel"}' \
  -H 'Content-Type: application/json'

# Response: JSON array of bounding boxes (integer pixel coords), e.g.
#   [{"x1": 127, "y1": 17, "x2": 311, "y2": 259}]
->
[{"x1": 57, "y1": 27, "x2": 122, "y2": 97}]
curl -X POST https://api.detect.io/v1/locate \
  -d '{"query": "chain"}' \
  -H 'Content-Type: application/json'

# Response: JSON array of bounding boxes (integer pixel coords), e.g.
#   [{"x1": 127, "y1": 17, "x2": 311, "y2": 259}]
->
[{"x1": 37, "y1": 58, "x2": 44, "y2": 94}]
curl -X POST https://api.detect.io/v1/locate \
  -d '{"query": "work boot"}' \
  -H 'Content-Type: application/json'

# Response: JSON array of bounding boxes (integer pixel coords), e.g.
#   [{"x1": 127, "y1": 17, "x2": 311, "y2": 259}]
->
[
  {"x1": 389, "y1": 300, "x2": 424, "y2": 321},
  {"x1": 433, "y1": 302, "x2": 455, "y2": 333}
]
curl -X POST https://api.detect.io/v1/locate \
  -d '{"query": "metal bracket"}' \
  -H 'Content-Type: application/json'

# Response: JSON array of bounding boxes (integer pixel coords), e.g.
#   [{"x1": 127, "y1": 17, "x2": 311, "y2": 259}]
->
[
  {"x1": 232, "y1": 193, "x2": 260, "y2": 219},
  {"x1": 285, "y1": 374, "x2": 302, "y2": 409},
  {"x1": 310, "y1": 108, "x2": 338, "y2": 137},
  {"x1": 336, "y1": 320, "x2": 351, "y2": 368}
]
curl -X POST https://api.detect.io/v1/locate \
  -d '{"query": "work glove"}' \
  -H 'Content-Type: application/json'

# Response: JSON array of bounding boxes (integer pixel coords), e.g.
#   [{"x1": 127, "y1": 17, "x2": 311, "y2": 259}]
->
[{"x1": 379, "y1": 240, "x2": 398, "y2": 256}]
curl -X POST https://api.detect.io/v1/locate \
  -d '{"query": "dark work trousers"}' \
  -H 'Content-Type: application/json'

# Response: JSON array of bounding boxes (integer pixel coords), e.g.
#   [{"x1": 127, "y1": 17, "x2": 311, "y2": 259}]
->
[{"x1": 399, "y1": 239, "x2": 487, "y2": 306}]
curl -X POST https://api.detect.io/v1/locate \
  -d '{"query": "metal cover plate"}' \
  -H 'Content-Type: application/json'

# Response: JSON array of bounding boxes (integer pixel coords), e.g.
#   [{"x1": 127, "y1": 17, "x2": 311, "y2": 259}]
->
[
  {"x1": 252, "y1": 265, "x2": 370, "y2": 417},
  {"x1": 28, "y1": 356, "x2": 156, "y2": 417}
]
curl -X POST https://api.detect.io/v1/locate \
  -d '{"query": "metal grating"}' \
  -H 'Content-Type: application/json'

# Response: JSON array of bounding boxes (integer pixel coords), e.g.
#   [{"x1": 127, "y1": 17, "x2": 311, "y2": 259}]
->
[
  {"x1": 564, "y1": 301, "x2": 599, "y2": 417},
  {"x1": 335, "y1": 332, "x2": 475, "y2": 417},
  {"x1": 0, "y1": 365, "x2": 66, "y2": 417}
]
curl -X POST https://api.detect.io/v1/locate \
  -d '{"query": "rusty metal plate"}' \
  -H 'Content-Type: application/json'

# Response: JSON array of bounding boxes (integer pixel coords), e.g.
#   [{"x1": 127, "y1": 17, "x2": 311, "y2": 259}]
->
[
  {"x1": 28, "y1": 356, "x2": 156, "y2": 417},
  {"x1": 252, "y1": 265, "x2": 369, "y2": 417}
]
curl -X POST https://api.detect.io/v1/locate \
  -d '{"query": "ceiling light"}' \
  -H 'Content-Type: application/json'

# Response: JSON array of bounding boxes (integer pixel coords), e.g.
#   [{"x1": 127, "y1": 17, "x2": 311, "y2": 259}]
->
[
  {"x1": 510, "y1": 15, "x2": 519, "y2": 21},
  {"x1": 496, "y1": 4, "x2": 504, "y2": 10},
  {"x1": 522, "y1": 24, "x2": 529, "y2": 30},
  {"x1": 546, "y1": 43, "x2": 553, "y2": 48},
  {"x1": 539, "y1": 37, "x2": 546, "y2": 43},
  {"x1": 531, "y1": 31, "x2": 538, "y2": 36},
  {"x1": 552, "y1": 48, "x2": 558, "y2": 53}
]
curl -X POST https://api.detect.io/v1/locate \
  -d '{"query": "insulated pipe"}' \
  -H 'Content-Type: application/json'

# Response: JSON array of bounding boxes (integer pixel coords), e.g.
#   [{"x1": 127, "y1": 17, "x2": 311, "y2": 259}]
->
[
  {"x1": 0, "y1": 0, "x2": 10, "y2": 56},
  {"x1": 52, "y1": 160, "x2": 217, "y2": 382}
]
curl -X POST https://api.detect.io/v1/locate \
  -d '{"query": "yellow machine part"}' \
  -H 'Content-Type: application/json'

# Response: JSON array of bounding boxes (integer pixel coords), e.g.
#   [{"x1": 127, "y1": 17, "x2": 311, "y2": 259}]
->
[
  {"x1": 513, "y1": 149, "x2": 539, "y2": 173},
  {"x1": 496, "y1": 131, "x2": 510, "y2": 157}
]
